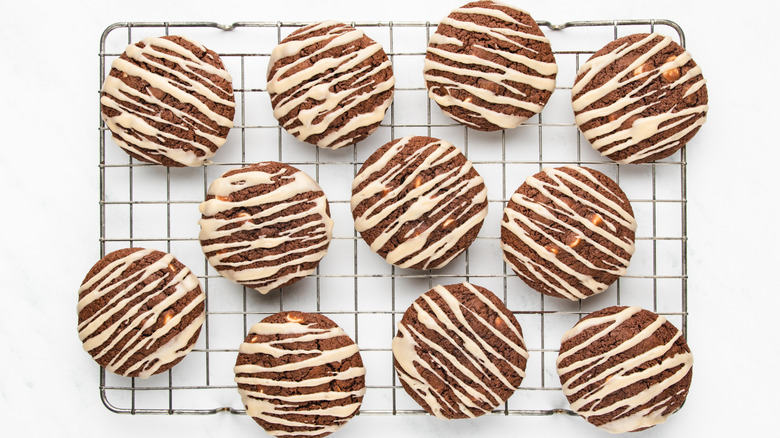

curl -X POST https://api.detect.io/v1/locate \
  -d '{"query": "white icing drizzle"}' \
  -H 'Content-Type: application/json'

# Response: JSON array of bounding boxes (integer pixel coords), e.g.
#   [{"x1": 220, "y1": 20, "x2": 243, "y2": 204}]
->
[
  {"x1": 351, "y1": 136, "x2": 487, "y2": 270},
  {"x1": 501, "y1": 166, "x2": 637, "y2": 300},
  {"x1": 199, "y1": 163, "x2": 333, "y2": 294},
  {"x1": 392, "y1": 282, "x2": 528, "y2": 419},
  {"x1": 557, "y1": 306, "x2": 693, "y2": 433},
  {"x1": 572, "y1": 33, "x2": 708, "y2": 164},
  {"x1": 234, "y1": 318, "x2": 365, "y2": 437},
  {"x1": 100, "y1": 36, "x2": 235, "y2": 167},
  {"x1": 424, "y1": 1, "x2": 557, "y2": 130},
  {"x1": 267, "y1": 21, "x2": 395, "y2": 149},
  {"x1": 77, "y1": 248, "x2": 205, "y2": 378}
]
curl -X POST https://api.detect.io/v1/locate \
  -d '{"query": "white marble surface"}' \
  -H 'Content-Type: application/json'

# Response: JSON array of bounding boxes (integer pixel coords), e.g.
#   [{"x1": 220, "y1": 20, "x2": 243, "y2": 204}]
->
[{"x1": 2, "y1": 0, "x2": 779, "y2": 436}]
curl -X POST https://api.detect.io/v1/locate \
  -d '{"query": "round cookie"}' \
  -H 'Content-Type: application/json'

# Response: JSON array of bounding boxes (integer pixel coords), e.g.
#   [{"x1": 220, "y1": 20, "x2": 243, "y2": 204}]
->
[
  {"x1": 351, "y1": 136, "x2": 487, "y2": 270},
  {"x1": 424, "y1": 1, "x2": 558, "y2": 131},
  {"x1": 501, "y1": 165, "x2": 636, "y2": 301},
  {"x1": 77, "y1": 248, "x2": 205, "y2": 378},
  {"x1": 267, "y1": 21, "x2": 395, "y2": 149},
  {"x1": 199, "y1": 162, "x2": 333, "y2": 294},
  {"x1": 557, "y1": 306, "x2": 693, "y2": 433},
  {"x1": 392, "y1": 282, "x2": 528, "y2": 419},
  {"x1": 100, "y1": 35, "x2": 235, "y2": 167},
  {"x1": 234, "y1": 311, "x2": 365, "y2": 438},
  {"x1": 572, "y1": 33, "x2": 708, "y2": 164}
]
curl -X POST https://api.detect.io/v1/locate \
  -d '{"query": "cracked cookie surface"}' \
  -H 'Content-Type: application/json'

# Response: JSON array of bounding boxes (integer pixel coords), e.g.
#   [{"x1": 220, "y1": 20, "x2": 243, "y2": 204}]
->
[
  {"x1": 572, "y1": 33, "x2": 708, "y2": 164},
  {"x1": 501, "y1": 165, "x2": 636, "y2": 300},
  {"x1": 199, "y1": 162, "x2": 333, "y2": 294},
  {"x1": 267, "y1": 21, "x2": 395, "y2": 149},
  {"x1": 392, "y1": 282, "x2": 527, "y2": 419},
  {"x1": 101, "y1": 35, "x2": 235, "y2": 167},
  {"x1": 424, "y1": 1, "x2": 557, "y2": 131},
  {"x1": 557, "y1": 306, "x2": 693, "y2": 433},
  {"x1": 235, "y1": 312, "x2": 365, "y2": 438},
  {"x1": 77, "y1": 247, "x2": 205, "y2": 378},
  {"x1": 351, "y1": 136, "x2": 487, "y2": 270}
]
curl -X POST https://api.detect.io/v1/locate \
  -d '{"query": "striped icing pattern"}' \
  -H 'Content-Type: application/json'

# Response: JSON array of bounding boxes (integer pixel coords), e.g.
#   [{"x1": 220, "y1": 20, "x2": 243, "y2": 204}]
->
[
  {"x1": 572, "y1": 33, "x2": 708, "y2": 164},
  {"x1": 235, "y1": 314, "x2": 365, "y2": 437},
  {"x1": 501, "y1": 166, "x2": 637, "y2": 301},
  {"x1": 392, "y1": 282, "x2": 528, "y2": 419},
  {"x1": 424, "y1": 1, "x2": 557, "y2": 130},
  {"x1": 100, "y1": 36, "x2": 235, "y2": 167},
  {"x1": 557, "y1": 306, "x2": 693, "y2": 433},
  {"x1": 199, "y1": 162, "x2": 333, "y2": 294},
  {"x1": 77, "y1": 248, "x2": 205, "y2": 378},
  {"x1": 351, "y1": 136, "x2": 487, "y2": 270},
  {"x1": 267, "y1": 21, "x2": 395, "y2": 149}
]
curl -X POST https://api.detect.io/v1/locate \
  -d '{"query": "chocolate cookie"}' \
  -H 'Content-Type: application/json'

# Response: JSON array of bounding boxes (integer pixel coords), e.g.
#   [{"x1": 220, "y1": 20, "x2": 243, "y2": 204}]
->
[
  {"x1": 572, "y1": 33, "x2": 708, "y2": 164},
  {"x1": 557, "y1": 306, "x2": 693, "y2": 433},
  {"x1": 199, "y1": 162, "x2": 333, "y2": 294},
  {"x1": 267, "y1": 21, "x2": 395, "y2": 149},
  {"x1": 392, "y1": 282, "x2": 528, "y2": 419},
  {"x1": 77, "y1": 248, "x2": 205, "y2": 378},
  {"x1": 351, "y1": 136, "x2": 487, "y2": 270},
  {"x1": 101, "y1": 35, "x2": 235, "y2": 167},
  {"x1": 424, "y1": 1, "x2": 557, "y2": 131},
  {"x1": 234, "y1": 311, "x2": 365, "y2": 438},
  {"x1": 501, "y1": 166, "x2": 636, "y2": 300}
]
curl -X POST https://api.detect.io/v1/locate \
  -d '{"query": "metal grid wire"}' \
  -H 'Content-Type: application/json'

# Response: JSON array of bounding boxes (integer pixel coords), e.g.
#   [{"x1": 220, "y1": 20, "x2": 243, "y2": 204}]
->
[{"x1": 97, "y1": 19, "x2": 688, "y2": 417}]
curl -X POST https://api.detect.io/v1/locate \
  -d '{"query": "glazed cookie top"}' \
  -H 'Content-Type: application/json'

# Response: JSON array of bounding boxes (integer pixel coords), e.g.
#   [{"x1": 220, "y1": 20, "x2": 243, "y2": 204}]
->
[
  {"x1": 101, "y1": 35, "x2": 235, "y2": 167},
  {"x1": 501, "y1": 166, "x2": 636, "y2": 300},
  {"x1": 351, "y1": 136, "x2": 487, "y2": 270},
  {"x1": 267, "y1": 21, "x2": 395, "y2": 149},
  {"x1": 392, "y1": 282, "x2": 528, "y2": 419},
  {"x1": 572, "y1": 33, "x2": 708, "y2": 164},
  {"x1": 557, "y1": 306, "x2": 694, "y2": 433},
  {"x1": 234, "y1": 311, "x2": 365, "y2": 438},
  {"x1": 77, "y1": 248, "x2": 205, "y2": 378},
  {"x1": 199, "y1": 162, "x2": 333, "y2": 294},
  {"x1": 424, "y1": 1, "x2": 557, "y2": 131}
]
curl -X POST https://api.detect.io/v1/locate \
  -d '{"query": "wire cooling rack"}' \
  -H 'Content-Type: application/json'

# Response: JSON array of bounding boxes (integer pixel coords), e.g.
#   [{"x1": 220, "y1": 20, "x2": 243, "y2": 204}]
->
[{"x1": 97, "y1": 19, "x2": 688, "y2": 417}]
